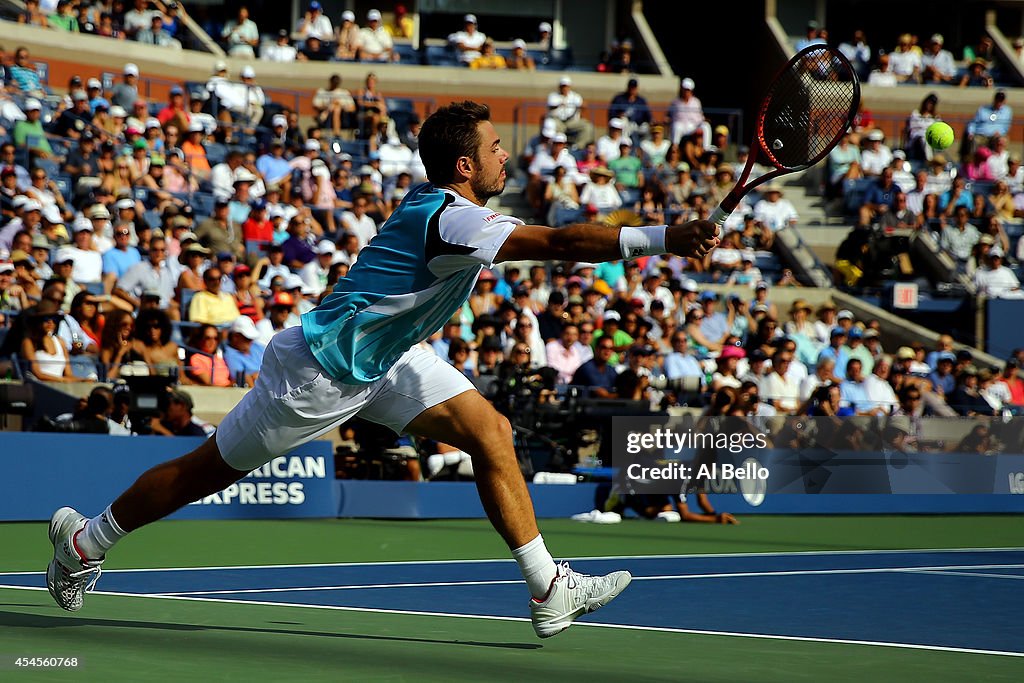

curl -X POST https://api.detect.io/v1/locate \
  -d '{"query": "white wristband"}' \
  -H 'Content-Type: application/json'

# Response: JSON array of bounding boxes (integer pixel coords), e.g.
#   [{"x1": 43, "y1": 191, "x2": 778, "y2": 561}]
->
[{"x1": 619, "y1": 225, "x2": 667, "y2": 260}]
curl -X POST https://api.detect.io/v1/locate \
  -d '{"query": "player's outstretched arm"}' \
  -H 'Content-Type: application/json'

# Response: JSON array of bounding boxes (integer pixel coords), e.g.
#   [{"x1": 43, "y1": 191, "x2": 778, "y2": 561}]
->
[{"x1": 495, "y1": 220, "x2": 719, "y2": 264}]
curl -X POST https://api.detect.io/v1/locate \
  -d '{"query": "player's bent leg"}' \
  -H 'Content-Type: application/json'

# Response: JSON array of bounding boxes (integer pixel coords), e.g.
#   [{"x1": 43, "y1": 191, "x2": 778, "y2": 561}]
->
[{"x1": 362, "y1": 346, "x2": 632, "y2": 638}]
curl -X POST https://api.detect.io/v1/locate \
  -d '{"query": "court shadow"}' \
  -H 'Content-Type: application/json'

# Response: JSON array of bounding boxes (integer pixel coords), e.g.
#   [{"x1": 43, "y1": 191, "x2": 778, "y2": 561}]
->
[{"x1": 0, "y1": 609, "x2": 541, "y2": 650}]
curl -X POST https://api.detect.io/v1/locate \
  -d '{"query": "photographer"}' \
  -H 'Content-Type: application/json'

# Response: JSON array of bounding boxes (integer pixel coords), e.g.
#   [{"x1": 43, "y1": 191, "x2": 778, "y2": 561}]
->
[
  {"x1": 37, "y1": 386, "x2": 131, "y2": 435},
  {"x1": 494, "y1": 345, "x2": 558, "y2": 415},
  {"x1": 148, "y1": 390, "x2": 206, "y2": 437}
]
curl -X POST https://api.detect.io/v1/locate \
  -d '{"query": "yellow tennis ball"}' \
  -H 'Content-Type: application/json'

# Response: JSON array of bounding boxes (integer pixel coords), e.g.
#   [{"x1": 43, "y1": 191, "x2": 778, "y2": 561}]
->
[{"x1": 925, "y1": 122, "x2": 954, "y2": 151}]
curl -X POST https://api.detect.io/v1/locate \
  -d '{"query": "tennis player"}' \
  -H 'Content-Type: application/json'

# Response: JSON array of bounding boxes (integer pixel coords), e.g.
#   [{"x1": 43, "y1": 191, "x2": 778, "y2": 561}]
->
[{"x1": 47, "y1": 101, "x2": 719, "y2": 638}]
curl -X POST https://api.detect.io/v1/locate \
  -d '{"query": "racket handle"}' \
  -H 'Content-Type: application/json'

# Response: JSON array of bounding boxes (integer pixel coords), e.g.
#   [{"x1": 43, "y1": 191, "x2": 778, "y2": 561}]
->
[{"x1": 710, "y1": 205, "x2": 731, "y2": 228}]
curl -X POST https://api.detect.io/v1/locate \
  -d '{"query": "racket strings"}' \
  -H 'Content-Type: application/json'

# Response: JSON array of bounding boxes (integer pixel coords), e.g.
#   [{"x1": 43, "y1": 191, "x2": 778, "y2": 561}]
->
[{"x1": 759, "y1": 47, "x2": 858, "y2": 170}]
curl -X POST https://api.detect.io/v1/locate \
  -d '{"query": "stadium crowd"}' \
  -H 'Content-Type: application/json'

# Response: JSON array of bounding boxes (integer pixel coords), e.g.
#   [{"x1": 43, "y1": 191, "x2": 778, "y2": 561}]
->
[{"x1": 0, "y1": 43, "x2": 1020, "y2": 450}]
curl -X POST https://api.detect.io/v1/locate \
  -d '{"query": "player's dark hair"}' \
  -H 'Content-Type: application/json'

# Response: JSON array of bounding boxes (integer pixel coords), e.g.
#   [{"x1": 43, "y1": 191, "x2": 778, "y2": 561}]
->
[{"x1": 419, "y1": 100, "x2": 490, "y2": 185}]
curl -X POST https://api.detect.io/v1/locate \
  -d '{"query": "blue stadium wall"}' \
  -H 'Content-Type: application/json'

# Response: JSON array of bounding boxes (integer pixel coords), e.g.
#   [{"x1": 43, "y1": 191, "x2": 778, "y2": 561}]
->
[{"x1": 1, "y1": 434, "x2": 1023, "y2": 520}]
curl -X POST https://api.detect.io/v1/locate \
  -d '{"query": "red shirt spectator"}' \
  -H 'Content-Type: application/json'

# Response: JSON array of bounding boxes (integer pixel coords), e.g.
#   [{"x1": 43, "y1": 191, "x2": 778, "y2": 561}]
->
[{"x1": 243, "y1": 200, "x2": 273, "y2": 242}]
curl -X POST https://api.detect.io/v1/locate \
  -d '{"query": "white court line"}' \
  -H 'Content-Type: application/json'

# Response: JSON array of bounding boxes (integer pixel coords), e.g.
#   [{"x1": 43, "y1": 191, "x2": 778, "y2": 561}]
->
[
  {"x1": 1, "y1": 546, "x2": 1021, "y2": 576},
  {"x1": 907, "y1": 569, "x2": 1024, "y2": 581},
  {"x1": 153, "y1": 563, "x2": 1024, "y2": 597},
  {"x1": 0, "y1": 584, "x2": 1020, "y2": 659}
]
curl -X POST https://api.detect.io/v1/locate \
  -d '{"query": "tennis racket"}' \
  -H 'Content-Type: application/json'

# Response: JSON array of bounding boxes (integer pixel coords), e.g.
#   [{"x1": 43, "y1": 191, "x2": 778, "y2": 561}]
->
[{"x1": 709, "y1": 44, "x2": 861, "y2": 228}]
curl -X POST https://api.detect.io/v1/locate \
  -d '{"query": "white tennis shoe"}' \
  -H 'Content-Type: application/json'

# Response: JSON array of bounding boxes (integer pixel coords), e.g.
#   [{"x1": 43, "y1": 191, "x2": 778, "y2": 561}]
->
[
  {"x1": 529, "y1": 562, "x2": 632, "y2": 638},
  {"x1": 46, "y1": 507, "x2": 104, "y2": 612}
]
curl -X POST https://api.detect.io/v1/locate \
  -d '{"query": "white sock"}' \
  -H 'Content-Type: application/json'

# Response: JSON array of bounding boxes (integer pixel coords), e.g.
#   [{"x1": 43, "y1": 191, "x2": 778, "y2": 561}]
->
[
  {"x1": 511, "y1": 534, "x2": 558, "y2": 600},
  {"x1": 76, "y1": 505, "x2": 127, "y2": 559}
]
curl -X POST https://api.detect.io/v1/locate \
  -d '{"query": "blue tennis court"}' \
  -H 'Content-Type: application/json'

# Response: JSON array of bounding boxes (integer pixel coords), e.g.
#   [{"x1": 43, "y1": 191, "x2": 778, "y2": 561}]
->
[{"x1": 4, "y1": 548, "x2": 1021, "y2": 657}]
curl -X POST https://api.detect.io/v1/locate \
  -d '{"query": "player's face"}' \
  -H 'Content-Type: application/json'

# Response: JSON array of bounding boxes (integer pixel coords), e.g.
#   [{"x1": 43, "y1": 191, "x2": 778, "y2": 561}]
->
[{"x1": 470, "y1": 121, "x2": 509, "y2": 202}]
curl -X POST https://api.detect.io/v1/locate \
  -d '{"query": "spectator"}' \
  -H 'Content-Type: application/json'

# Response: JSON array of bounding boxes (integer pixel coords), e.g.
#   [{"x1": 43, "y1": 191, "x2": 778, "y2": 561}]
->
[
  {"x1": 663, "y1": 331, "x2": 703, "y2": 383},
  {"x1": 122, "y1": 0, "x2": 154, "y2": 38},
  {"x1": 538, "y1": 21, "x2": 552, "y2": 50},
  {"x1": 263, "y1": 29, "x2": 298, "y2": 62},
  {"x1": 114, "y1": 236, "x2": 175, "y2": 311},
  {"x1": 860, "y1": 129, "x2": 893, "y2": 177},
  {"x1": 940, "y1": 206, "x2": 981, "y2": 269},
  {"x1": 21, "y1": 301, "x2": 76, "y2": 382},
  {"x1": 867, "y1": 53, "x2": 897, "y2": 87},
  {"x1": 131, "y1": 307, "x2": 180, "y2": 377},
  {"x1": 10, "y1": 47, "x2": 45, "y2": 97},
  {"x1": 97, "y1": 308, "x2": 138, "y2": 379},
  {"x1": 507, "y1": 39, "x2": 536, "y2": 71},
  {"x1": 904, "y1": 93, "x2": 939, "y2": 162},
  {"x1": 299, "y1": 35, "x2": 330, "y2": 61},
  {"x1": 137, "y1": 13, "x2": 180, "y2": 48},
  {"x1": 109, "y1": 63, "x2": 140, "y2": 111},
  {"x1": 544, "y1": 165, "x2": 581, "y2": 226},
  {"x1": 601, "y1": 38, "x2": 635, "y2": 74},
  {"x1": 195, "y1": 198, "x2": 243, "y2": 260},
  {"x1": 354, "y1": 72, "x2": 387, "y2": 141},
  {"x1": 254, "y1": 291, "x2": 299, "y2": 346},
  {"x1": 570, "y1": 335, "x2": 617, "y2": 397},
  {"x1": 186, "y1": 324, "x2": 232, "y2": 387},
  {"x1": 760, "y1": 349, "x2": 799, "y2": 414},
  {"x1": 753, "y1": 183, "x2": 798, "y2": 232},
  {"x1": 609, "y1": 77, "x2": 652, "y2": 141},
  {"x1": 546, "y1": 76, "x2": 592, "y2": 147},
  {"x1": 359, "y1": 9, "x2": 394, "y2": 62},
  {"x1": 332, "y1": 11, "x2": 360, "y2": 60},
  {"x1": 96, "y1": 11, "x2": 126, "y2": 40},
  {"x1": 838, "y1": 30, "x2": 871, "y2": 81},
  {"x1": 579, "y1": 166, "x2": 622, "y2": 219},
  {"x1": 889, "y1": 33, "x2": 922, "y2": 83},
  {"x1": 297, "y1": 1, "x2": 334, "y2": 41},
  {"x1": 150, "y1": 390, "x2": 207, "y2": 436},
  {"x1": 280, "y1": 215, "x2": 317, "y2": 269},
  {"x1": 947, "y1": 366, "x2": 992, "y2": 416},
  {"x1": 449, "y1": 14, "x2": 487, "y2": 65},
  {"x1": 965, "y1": 90, "x2": 1012, "y2": 154},
  {"x1": 19, "y1": 0, "x2": 49, "y2": 28},
  {"x1": 221, "y1": 6, "x2": 259, "y2": 58},
  {"x1": 223, "y1": 315, "x2": 265, "y2": 387},
  {"x1": 339, "y1": 195, "x2": 378, "y2": 249},
  {"x1": 545, "y1": 322, "x2": 587, "y2": 385},
  {"x1": 668, "y1": 77, "x2": 705, "y2": 147},
  {"x1": 386, "y1": 3, "x2": 413, "y2": 39},
  {"x1": 794, "y1": 20, "x2": 825, "y2": 52},
  {"x1": 470, "y1": 40, "x2": 506, "y2": 70},
  {"x1": 50, "y1": 0, "x2": 80, "y2": 32},
  {"x1": 101, "y1": 222, "x2": 141, "y2": 291},
  {"x1": 922, "y1": 34, "x2": 956, "y2": 84},
  {"x1": 858, "y1": 167, "x2": 899, "y2": 228},
  {"x1": 313, "y1": 75, "x2": 357, "y2": 138},
  {"x1": 974, "y1": 247, "x2": 1023, "y2": 298},
  {"x1": 958, "y1": 59, "x2": 993, "y2": 88},
  {"x1": 14, "y1": 99, "x2": 52, "y2": 157}
]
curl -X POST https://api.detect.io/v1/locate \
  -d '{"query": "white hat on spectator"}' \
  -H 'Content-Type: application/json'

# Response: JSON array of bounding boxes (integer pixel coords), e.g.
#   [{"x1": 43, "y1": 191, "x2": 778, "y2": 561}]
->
[
  {"x1": 72, "y1": 90, "x2": 88, "y2": 102},
  {"x1": 268, "y1": 206, "x2": 286, "y2": 219},
  {"x1": 604, "y1": 310, "x2": 621, "y2": 322},
  {"x1": 304, "y1": 139, "x2": 321, "y2": 152},
  {"x1": 110, "y1": 105, "x2": 127, "y2": 118},
  {"x1": 513, "y1": 38, "x2": 527, "y2": 50},
  {"x1": 124, "y1": 63, "x2": 139, "y2": 77},
  {"x1": 213, "y1": 60, "x2": 228, "y2": 74},
  {"x1": 21, "y1": 199, "x2": 42, "y2": 212},
  {"x1": 145, "y1": 117, "x2": 161, "y2": 129},
  {"x1": 11, "y1": 195, "x2": 30, "y2": 210},
  {"x1": 867, "y1": 129, "x2": 885, "y2": 141},
  {"x1": 115, "y1": 197, "x2": 135, "y2": 211},
  {"x1": 55, "y1": 247, "x2": 76, "y2": 263},
  {"x1": 72, "y1": 218, "x2": 93, "y2": 233},
  {"x1": 367, "y1": 9, "x2": 382, "y2": 21},
  {"x1": 42, "y1": 204, "x2": 63, "y2": 224},
  {"x1": 741, "y1": 249, "x2": 756, "y2": 262},
  {"x1": 681, "y1": 77, "x2": 695, "y2": 90},
  {"x1": 341, "y1": 10, "x2": 355, "y2": 22},
  {"x1": 892, "y1": 149, "x2": 907, "y2": 160},
  {"x1": 464, "y1": 13, "x2": 477, "y2": 24},
  {"x1": 539, "y1": 21, "x2": 552, "y2": 33},
  {"x1": 240, "y1": 65, "x2": 256, "y2": 79},
  {"x1": 990, "y1": 245, "x2": 1005, "y2": 258},
  {"x1": 358, "y1": 164, "x2": 375, "y2": 176},
  {"x1": 0, "y1": 262, "x2": 13, "y2": 274},
  {"x1": 283, "y1": 273, "x2": 305, "y2": 290},
  {"x1": 272, "y1": 114, "x2": 288, "y2": 128},
  {"x1": 681, "y1": 278, "x2": 699, "y2": 293},
  {"x1": 837, "y1": 309, "x2": 855, "y2": 320},
  {"x1": 230, "y1": 315, "x2": 260, "y2": 340},
  {"x1": 559, "y1": 76, "x2": 572, "y2": 86},
  {"x1": 187, "y1": 119, "x2": 205, "y2": 133},
  {"x1": 609, "y1": 118, "x2": 625, "y2": 130},
  {"x1": 233, "y1": 168, "x2": 257, "y2": 184},
  {"x1": 87, "y1": 204, "x2": 111, "y2": 220},
  {"x1": 541, "y1": 118, "x2": 558, "y2": 137},
  {"x1": 24, "y1": 98, "x2": 42, "y2": 112},
  {"x1": 316, "y1": 240, "x2": 336, "y2": 255},
  {"x1": 87, "y1": 77, "x2": 102, "y2": 89},
  {"x1": 931, "y1": 34, "x2": 944, "y2": 45},
  {"x1": 551, "y1": 133, "x2": 567, "y2": 143}
]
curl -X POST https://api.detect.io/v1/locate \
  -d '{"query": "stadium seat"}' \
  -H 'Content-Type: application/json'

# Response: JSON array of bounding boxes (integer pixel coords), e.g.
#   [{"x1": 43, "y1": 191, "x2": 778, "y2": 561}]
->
[
  {"x1": 31, "y1": 157, "x2": 60, "y2": 177},
  {"x1": 191, "y1": 192, "x2": 216, "y2": 217},
  {"x1": 423, "y1": 44, "x2": 460, "y2": 67},
  {"x1": 537, "y1": 47, "x2": 573, "y2": 71},
  {"x1": 143, "y1": 210, "x2": 161, "y2": 230},
  {"x1": 179, "y1": 288, "x2": 196, "y2": 321},
  {"x1": 392, "y1": 43, "x2": 421, "y2": 65},
  {"x1": 52, "y1": 175, "x2": 73, "y2": 203}
]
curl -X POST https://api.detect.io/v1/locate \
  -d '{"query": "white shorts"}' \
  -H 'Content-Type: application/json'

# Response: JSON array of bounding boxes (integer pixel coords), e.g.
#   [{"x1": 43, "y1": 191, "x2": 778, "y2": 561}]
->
[{"x1": 216, "y1": 326, "x2": 475, "y2": 471}]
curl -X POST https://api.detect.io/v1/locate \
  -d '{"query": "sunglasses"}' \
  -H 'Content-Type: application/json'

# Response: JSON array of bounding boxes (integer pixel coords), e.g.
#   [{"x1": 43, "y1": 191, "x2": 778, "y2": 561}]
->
[{"x1": 203, "y1": 334, "x2": 219, "y2": 341}]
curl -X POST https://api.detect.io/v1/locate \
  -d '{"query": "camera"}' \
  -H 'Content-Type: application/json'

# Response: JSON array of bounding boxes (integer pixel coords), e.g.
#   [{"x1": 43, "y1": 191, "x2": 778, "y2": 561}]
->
[{"x1": 122, "y1": 374, "x2": 176, "y2": 434}]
